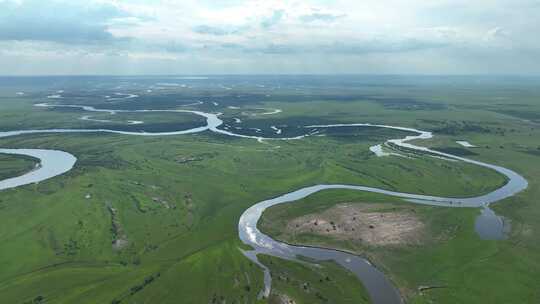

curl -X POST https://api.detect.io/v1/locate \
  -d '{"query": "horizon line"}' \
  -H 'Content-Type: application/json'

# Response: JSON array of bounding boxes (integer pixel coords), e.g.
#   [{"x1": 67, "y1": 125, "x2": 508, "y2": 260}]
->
[{"x1": 1, "y1": 73, "x2": 540, "y2": 78}]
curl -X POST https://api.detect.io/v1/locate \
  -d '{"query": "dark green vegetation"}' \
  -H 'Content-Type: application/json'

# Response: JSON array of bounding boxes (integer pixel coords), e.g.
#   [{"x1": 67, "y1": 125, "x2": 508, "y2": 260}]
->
[
  {"x1": 0, "y1": 103, "x2": 206, "y2": 133},
  {"x1": 0, "y1": 75, "x2": 539, "y2": 303},
  {"x1": 0, "y1": 154, "x2": 37, "y2": 180}
]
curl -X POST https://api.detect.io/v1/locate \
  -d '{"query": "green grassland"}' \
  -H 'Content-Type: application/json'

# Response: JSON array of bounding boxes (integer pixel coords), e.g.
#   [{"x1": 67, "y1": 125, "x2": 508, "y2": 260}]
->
[
  {"x1": 0, "y1": 154, "x2": 37, "y2": 180},
  {"x1": 0, "y1": 128, "x2": 506, "y2": 303},
  {"x1": 259, "y1": 121, "x2": 540, "y2": 303},
  {"x1": 0, "y1": 76, "x2": 539, "y2": 303},
  {"x1": 0, "y1": 97, "x2": 206, "y2": 132},
  {"x1": 259, "y1": 255, "x2": 370, "y2": 304}
]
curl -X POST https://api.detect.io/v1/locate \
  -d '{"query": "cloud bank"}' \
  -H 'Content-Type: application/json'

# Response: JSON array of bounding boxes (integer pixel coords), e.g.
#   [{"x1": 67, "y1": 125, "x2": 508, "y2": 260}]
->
[{"x1": 0, "y1": 0, "x2": 539, "y2": 75}]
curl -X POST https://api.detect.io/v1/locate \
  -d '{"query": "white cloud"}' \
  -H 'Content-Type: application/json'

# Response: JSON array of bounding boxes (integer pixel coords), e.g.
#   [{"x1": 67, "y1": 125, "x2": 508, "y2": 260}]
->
[{"x1": 1, "y1": 0, "x2": 539, "y2": 74}]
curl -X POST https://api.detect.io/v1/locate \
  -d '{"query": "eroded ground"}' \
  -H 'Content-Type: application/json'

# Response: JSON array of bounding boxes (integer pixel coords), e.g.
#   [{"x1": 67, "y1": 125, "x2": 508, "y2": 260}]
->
[{"x1": 285, "y1": 203, "x2": 425, "y2": 247}]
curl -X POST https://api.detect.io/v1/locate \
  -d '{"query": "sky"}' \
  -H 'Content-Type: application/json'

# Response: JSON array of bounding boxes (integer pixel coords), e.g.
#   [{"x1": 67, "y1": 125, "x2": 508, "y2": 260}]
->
[{"x1": 0, "y1": 0, "x2": 539, "y2": 75}]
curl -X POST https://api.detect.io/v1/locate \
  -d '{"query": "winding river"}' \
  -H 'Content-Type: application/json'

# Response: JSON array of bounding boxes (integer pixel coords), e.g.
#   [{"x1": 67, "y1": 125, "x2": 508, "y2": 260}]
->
[
  {"x1": 0, "y1": 149, "x2": 76, "y2": 191},
  {"x1": 0, "y1": 102, "x2": 528, "y2": 304}
]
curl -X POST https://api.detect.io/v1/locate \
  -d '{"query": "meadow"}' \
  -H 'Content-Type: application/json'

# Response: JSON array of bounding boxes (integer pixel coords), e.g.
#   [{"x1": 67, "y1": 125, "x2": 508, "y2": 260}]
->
[
  {"x1": 0, "y1": 154, "x2": 37, "y2": 181},
  {"x1": 0, "y1": 75, "x2": 538, "y2": 303}
]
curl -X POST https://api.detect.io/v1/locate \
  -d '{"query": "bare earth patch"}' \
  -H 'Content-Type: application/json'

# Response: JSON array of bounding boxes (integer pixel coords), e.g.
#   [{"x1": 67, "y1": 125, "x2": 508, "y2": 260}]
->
[
  {"x1": 269, "y1": 293, "x2": 297, "y2": 304},
  {"x1": 107, "y1": 204, "x2": 129, "y2": 250},
  {"x1": 286, "y1": 203, "x2": 424, "y2": 246}
]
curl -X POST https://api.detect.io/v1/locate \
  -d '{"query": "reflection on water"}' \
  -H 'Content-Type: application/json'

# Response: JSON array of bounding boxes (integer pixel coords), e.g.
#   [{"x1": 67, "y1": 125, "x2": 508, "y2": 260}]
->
[{"x1": 475, "y1": 207, "x2": 510, "y2": 240}]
